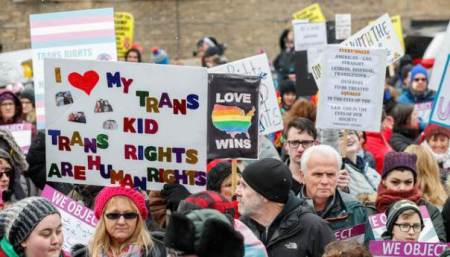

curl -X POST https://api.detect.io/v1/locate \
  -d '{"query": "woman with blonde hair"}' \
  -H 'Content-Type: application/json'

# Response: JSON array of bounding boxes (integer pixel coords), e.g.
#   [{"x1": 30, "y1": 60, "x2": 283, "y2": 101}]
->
[
  {"x1": 72, "y1": 186, "x2": 165, "y2": 257},
  {"x1": 404, "y1": 145, "x2": 448, "y2": 208}
]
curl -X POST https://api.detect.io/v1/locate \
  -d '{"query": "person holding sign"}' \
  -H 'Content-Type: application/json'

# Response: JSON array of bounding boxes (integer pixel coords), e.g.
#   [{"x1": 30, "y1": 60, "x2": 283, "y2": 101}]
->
[
  {"x1": 0, "y1": 197, "x2": 67, "y2": 257},
  {"x1": 72, "y1": 186, "x2": 166, "y2": 257},
  {"x1": 368, "y1": 152, "x2": 447, "y2": 242},
  {"x1": 298, "y1": 145, "x2": 368, "y2": 232},
  {"x1": 381, "y1": 200, "x2": 424, "y2": 241}
]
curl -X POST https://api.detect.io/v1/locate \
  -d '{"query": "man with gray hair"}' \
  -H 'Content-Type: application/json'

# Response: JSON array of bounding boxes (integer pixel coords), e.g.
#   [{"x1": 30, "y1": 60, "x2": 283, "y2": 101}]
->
[{"x1": 298, "y1": 145, "x2": 368, "y2": 233}]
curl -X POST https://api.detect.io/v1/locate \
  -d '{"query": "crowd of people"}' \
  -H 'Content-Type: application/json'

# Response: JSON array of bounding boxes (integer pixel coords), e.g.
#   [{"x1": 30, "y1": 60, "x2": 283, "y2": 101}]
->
[{"x1": 0, "y1": 20, "x2": 449, "y2": 257}]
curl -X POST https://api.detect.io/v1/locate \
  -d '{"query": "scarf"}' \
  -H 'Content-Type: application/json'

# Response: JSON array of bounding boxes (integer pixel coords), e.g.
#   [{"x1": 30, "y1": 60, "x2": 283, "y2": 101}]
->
[
  {"x1": 375, "y1": 183, "x2": 422, "y2": 213},
  {"x1": 101, "y1": 244, "x2": 142, "y2": 257}
]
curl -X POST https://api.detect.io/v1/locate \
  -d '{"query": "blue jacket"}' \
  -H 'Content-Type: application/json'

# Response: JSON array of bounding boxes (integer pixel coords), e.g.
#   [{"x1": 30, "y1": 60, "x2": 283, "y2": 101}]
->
[{"x1": 397, "y1": 89, "x2": 435, "y2": 105}]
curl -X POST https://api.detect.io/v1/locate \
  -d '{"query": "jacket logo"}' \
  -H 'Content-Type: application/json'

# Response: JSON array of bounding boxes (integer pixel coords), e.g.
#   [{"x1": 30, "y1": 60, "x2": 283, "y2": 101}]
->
[{"x1": 284, "y1": 242, "x2": 298, "y2": 249}]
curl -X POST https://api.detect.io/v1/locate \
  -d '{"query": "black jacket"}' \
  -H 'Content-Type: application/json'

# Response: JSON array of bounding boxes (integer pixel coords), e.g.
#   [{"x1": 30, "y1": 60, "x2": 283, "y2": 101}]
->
[
  {"x1": 441, "y1": 197, "x2": 450, "y2": 243},
  {"x1": 240, "y1": 193, "x2": 335, "y2": 257}
]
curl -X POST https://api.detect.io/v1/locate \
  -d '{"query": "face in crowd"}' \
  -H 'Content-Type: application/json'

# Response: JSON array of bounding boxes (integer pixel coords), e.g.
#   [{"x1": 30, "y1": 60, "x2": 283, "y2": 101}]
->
[
  {"x1": 301, "y1": 149, "x2": 338, "y2": 204},
  {"x1": 411, "y1": 73, "x2": 428, "y2": 94},
  {"x1": 382, "y1": 169, "x2": 415, "y2": 192},
  {"x1": 284, "y1": 127, "x2": 316, "y2": 165},
  {"x1": 428, "y1": 134, "x2": 449, "y2": 154},
  {"x1": 235, "y1": 178, "x2": 265, "y2": 217},
  {"x1": 391, "y1": 210, "x2": 423, "y2": 241},
  {"x1": 337, "y1": 130, "x2": 360, "y2": 156},
  {"x1": 282, "y1": 91, "x2": 296, "y2": 108},
  {"x1": 20, "y1": 98, "x2": 34, "y2": 115},
  {"x1": 21, "y1": 214, "x2": 64, "y2": 257},
  {"x1": 103, "y1": 196, "x2": 139, "y2": 243},
  {"x1": 125, "y1": 49, "x2": 141, "y2": 63},
  {"x1": 0, "y1": 99, "x2": 16, "y2": 121},
  {"x1": 0, "y1": 158, "x2": 11, "y2": 191}
]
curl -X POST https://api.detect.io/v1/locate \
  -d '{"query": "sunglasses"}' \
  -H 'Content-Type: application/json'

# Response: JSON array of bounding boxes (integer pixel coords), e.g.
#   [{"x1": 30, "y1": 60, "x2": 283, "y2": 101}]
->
[
  {"x1": 0, "y1": 170, "x2": 12, "y2": 178},
  {"x1": 414, "y1": 78, "x2": 426, "y2": 82},
  {"x1": 105, "y1": 212, "x2": 138, "y2": 220}
]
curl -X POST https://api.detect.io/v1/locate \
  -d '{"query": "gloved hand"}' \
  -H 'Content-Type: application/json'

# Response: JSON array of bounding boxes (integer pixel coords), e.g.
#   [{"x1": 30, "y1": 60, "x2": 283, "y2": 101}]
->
[{"x1": 160, "y1": 184, "x2": 191, "y2": 212}]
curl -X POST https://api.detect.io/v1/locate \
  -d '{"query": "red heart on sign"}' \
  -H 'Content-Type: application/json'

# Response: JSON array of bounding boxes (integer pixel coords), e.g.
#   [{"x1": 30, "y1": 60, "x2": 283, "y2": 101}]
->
[{"x1": 68, "y1": 70, "x2": 99, "y2": 95}]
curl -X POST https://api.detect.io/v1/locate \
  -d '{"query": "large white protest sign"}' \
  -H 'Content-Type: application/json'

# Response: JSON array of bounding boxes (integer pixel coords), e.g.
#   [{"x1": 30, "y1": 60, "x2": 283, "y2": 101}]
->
[
  {"x1": 430, "y1": 54, "x2": 450, "y2": 128},
  {"x1": 335, "y1": 14, "x2": 352, "y2": 40},
  {"x1": 316, "y1": 46, "x2": 387, "y2": 132},
  {"x1": 428, "y1": 22, "x2": 450, "y2": 91},
  {"x1": 208, "y1": 54, "x2": 282, "y2": 135},
  {"x1": 30, "y1": 8, "x2": 117, "y2": 130},
  {"x1": 44, "y1": 59, "x2": 207, "y2": 192},
  {"x1": 368, "y1": 206, "x2": 440, "y2": 242},
  {"x1": 292, "y1": 20, "x2": 328, "y2": 51},
  {"x1": 41, "y1": 185, "x2": 97, "y2": 251},
  {"x1": 311, "y1": 13, "x2": 404, "y2": 85}
]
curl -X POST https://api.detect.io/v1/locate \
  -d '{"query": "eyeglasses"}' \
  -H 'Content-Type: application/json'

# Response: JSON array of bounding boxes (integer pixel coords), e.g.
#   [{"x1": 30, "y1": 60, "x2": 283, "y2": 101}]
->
[
  {"x1": 394, "y1": 223, "x2": 423, "y2": 233},
  {"x1": 287, "y1": 140, "x2": 315, "y2": 149},
  {"x1": 413, "y1": 78, "x2": 427, "y2": 82},
  {"x1": 105, "y1": 212, "x2": 138, "y2": 220}
]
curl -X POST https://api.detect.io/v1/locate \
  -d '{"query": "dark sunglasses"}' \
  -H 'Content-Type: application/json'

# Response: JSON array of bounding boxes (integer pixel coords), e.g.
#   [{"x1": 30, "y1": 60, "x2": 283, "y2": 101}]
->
[
  {"x1": 105, "y1": 212, "x2": 138, "y2": 220},
  {"x1": 414, "y1": 78, "x2": 426, "y2": 82},
  {"x1": 0, "y1": 170, "x2": 12, "y2": 178}
]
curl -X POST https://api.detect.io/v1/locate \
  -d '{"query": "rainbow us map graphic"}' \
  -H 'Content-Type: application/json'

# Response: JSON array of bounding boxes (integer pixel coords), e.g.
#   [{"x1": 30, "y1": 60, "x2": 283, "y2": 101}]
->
[{"x1": 207, "y1": 74, "x2": 260, "y2": 159}]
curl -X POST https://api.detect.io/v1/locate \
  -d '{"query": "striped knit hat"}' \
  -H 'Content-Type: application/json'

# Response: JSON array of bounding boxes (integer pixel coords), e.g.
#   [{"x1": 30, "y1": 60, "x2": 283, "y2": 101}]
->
[{"x1": 0, "y1": 197, "x2": 59, "y2": 257}]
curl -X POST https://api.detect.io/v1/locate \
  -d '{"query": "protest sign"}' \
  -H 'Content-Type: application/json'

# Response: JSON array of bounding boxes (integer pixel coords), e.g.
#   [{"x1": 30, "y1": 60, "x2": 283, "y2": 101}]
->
[
  {"x1": 368, "y1": 206, "x2": 440, "y2": 242},
  {"x1": 316, "y1": 46, "x2": 387, "y2": 132},
  {"x1": 335, "y1": 14, "x2": 351, "y2": 40},
  {"x1": 0, "y1": 123, "x2": 32, "y2": 154},
  {"x1": 41, "y1": 185, "x2": 97, "y2": 251},
  {"x1": 430, "y1": 54, "x2": 450, "y2": 128},
  {"x1": 115, "y1": 12, "x2": 135, "y2": 59},
  {"x1": 0, "y1": 49, "x2": 32, "y2": 85},
  {"x1": 334, "y1": 223, "x2": 365, "y2": 244},
  {"x1": 292, "y1": 3, "x2": 326, "y2": 22},
  {"x1": 30, "y1": 8, "x2": 117, "y2": 130},
  {"x1": 208, "y1": 54, "x2": 282, "y2": 135},
  {"x1": 292, "y1": 21, "x2": 328, "y2": 51},
  {"x1": 415, "y1": 102, "x2": 433, "y2": 124},
  {"x1": 428, "y1": 23, "x2": 450, "y2": 91},
  {"x1": 311, "y1": 13, "x2": 404, "y2": 84},
  {"x1": 207, "y1": 74, "x2": 260, "y2": 159},
  {"x1": 44, "y1": 59, "x2": 208, "y2": 192},
  {"x1": 369, "y1": 240, "x2": 450, "y2": 257},
  {"x1": 391, "y1": 15, "x2": 405, "y2": 51},
  {"x1": 295, "y1": 51, "x2": 318, "y2": 96}
]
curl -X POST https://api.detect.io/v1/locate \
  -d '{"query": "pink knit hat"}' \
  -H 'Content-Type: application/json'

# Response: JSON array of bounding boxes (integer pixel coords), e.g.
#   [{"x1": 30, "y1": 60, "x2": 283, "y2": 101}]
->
[{"x1": 94, "y1": 186, "x2": 148, "y2": 220}]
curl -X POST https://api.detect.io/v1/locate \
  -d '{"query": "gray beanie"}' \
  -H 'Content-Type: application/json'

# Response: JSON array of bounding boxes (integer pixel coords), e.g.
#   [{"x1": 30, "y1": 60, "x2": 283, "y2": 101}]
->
[{"x1": 0, "y1": 197, "x2": 60, "y2": 257}]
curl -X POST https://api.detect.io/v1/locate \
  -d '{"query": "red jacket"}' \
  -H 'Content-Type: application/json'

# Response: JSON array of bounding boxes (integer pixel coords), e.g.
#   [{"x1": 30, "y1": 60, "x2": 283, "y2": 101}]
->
[{"x1": 364, "y1": 128, "x2": 393, "y2": 174}]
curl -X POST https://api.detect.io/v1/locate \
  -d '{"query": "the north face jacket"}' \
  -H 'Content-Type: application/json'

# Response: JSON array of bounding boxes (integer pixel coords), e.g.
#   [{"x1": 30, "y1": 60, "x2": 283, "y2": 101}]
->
[{"x1": 240, "y1": 193, "x2": 335, "y2": 257}]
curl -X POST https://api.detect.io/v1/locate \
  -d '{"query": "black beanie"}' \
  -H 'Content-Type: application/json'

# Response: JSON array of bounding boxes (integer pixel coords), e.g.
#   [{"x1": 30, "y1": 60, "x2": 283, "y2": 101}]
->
[{"x1": 242, "y1": 158, "x2": 292, "y2": 203}]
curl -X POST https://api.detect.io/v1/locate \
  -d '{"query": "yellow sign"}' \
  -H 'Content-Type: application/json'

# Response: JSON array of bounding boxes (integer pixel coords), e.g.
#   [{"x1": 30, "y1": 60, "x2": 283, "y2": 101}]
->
[
  {"x1": 292, "y1": 3, "x2": 326, "y2": 22},
  {"x1": 114, "y1": 12, "x2": 135, "y2": 59},
  {"x1": 391, "y1": 15, "x2": 405, "y2": 51}
]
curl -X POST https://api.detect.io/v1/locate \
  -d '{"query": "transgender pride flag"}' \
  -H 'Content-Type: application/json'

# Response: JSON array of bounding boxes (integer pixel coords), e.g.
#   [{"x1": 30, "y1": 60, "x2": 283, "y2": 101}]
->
[{"x1": 30, "y1": 8, "x2": 117, "y2": 129}]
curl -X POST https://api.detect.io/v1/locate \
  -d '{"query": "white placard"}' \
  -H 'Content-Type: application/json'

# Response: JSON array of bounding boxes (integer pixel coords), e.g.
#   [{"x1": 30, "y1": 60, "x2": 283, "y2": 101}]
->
[
  {"x1": 44, "y1": 59, "x2": 208, "y2": 192},
  {"x1": 208, "y1": 54, "x2": 283, "y2": 135},
  {"x1": 335, "y1": 14, "x2": 352, "y2": 40},
  {"x1": 428, "y1": 22, "x2": 450, "y2": 91},
  {"x1": 430, "y1": 54, "x2": 450, "y2": 128},
  {"x1": 292, "y1": 20, "x2": 328, "y2": 51},
  {"x1": 316, "y1": 45, "x2": 387, "y2": 132}
]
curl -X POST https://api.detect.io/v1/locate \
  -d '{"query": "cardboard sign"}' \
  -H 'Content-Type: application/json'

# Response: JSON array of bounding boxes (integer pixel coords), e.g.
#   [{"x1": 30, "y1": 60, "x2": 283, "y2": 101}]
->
[
  {"x1": 44, "y1": 59, "x2": 208, "y2": 192},
  {"x1": 335, "y1": 223, "x2": 365, "y2": 243},
  {"x1": 295, "y1": 51, "x2": 318, "y2": 96},
  {"x1": 115, "y1": 12, "x2": 135, "y2": 59},
  {"x1": 368, "y1": 206, "x2": 440, "y2": 242},
  {"x1": 428, "y1": 23, "x2": 450, "y2": 91},
  {"x1": 292, "y1": 21, "x2": 328, "y2": 51},
  {"x1": 430, "y1": 54, "x2": 450, "y2": 128},
  {"x1": 316, "y1": 46, "x2": 387, "y2": 132},
  {"x1": 30, "y1": 8, "x2": 117, "y2": 130},
  {"x1": 415, "y1": 102, "x2": 433, "y2": 124},
  {"x1": 369, "y1": 240, "x2": 450, "y2": 257},
  {"x1": 311, "y1": 13, "x2": 404, "y2": 84},
  {"x1": 292, "y1": 3, "x2": 326, "y2": 22},
  {"x1": 391, "y1": 15, "x2": 405, "y2": 51},
  {"x1": 335, "y1": 14, "x2": 352, "y2": 40},
  {"x1": 208, "y1": 54, "x2": 282, "y2": 135},
  {"x1": 41, "y1": 185, "x2": 97, "y2": 251},
  {"x1": 0, "y1": 123, "x2": 32, "y2": 154},
  {"x1": 207, "y1": 74, "x2": 260, "y2": 159}
]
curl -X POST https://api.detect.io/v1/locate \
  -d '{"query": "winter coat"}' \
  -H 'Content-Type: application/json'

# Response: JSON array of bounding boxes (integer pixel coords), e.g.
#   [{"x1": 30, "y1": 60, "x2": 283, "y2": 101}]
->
[
  {"x1": 299, "y1": 187, "x2": 368, "y2": 232},
  {"x1": 240, "y1": 193, "x2": 335, "y2": 257},
  {"x1": 442, "y1": 197, "x2": 450, "y2": 243},
  {"x1": 389, "y1": 129, "x2": 419, "y2": 152},
  {"x1": 344, "y1": 157, "x2": 381, "y2": 197},
  {"x1": 365, "y1": 198, "x2": 447, "y2": 242},
  {"x1": 364, "y1": 129, "x2": 393, "y2": 173},
  {"x1": 397, "y1": 89, "x2": 435, "y2": 105}
]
